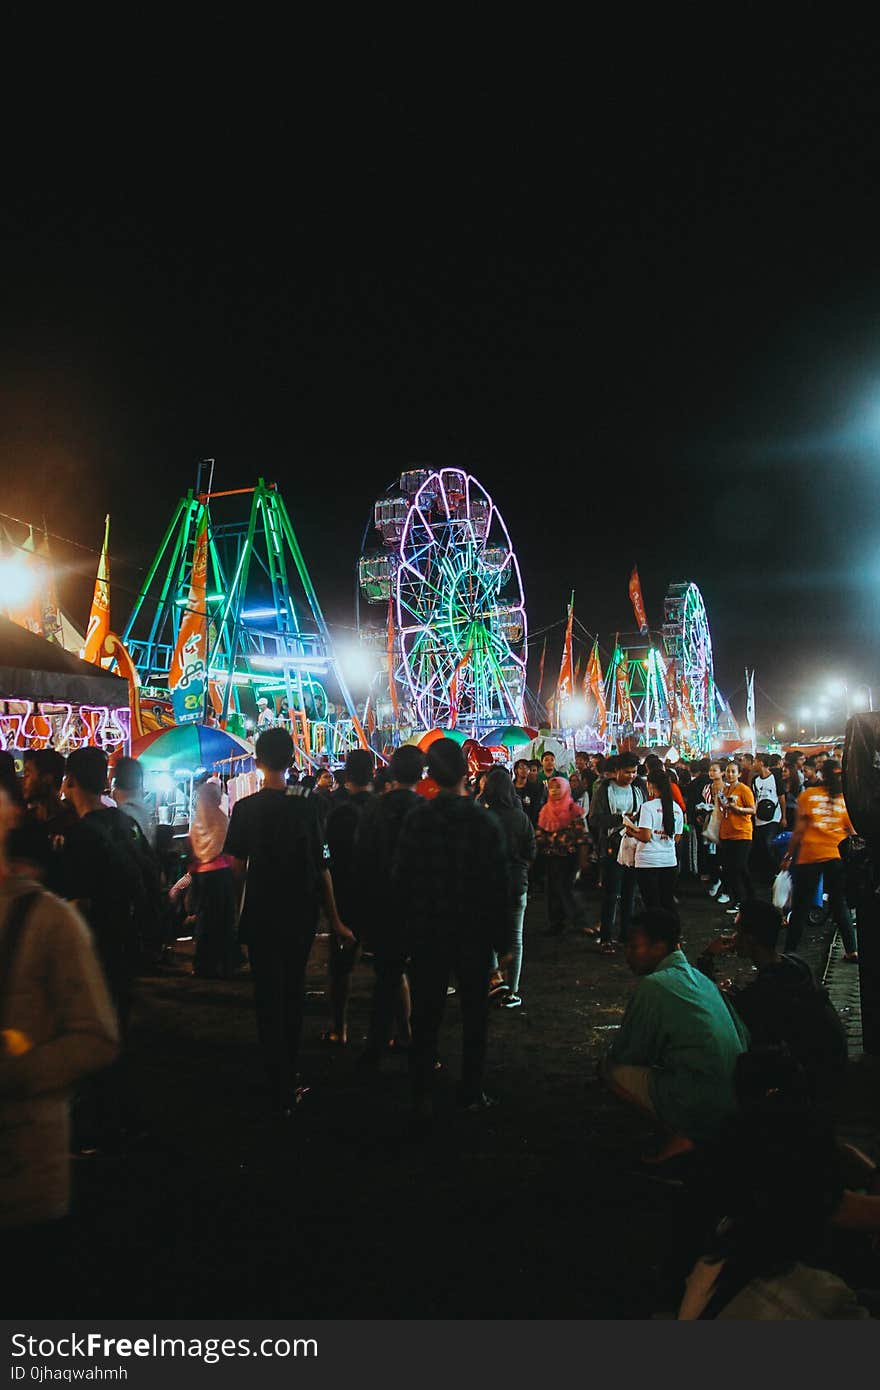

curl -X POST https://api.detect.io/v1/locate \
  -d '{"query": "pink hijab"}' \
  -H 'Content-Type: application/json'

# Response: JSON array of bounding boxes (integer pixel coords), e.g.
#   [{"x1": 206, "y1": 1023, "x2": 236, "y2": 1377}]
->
[
  {"x1": 538, "y1": 776, "x2": 584, "y2": 832},
  {"x1": 191, "y1": 780, "x2": 228, "y2": 864}
]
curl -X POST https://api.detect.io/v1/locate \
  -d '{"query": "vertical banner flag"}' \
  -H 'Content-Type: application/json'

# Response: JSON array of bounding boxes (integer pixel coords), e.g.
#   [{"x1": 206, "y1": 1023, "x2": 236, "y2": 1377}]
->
[
  {"x1": 387, "y1": 596, "x2": 400, "y2": 721},
  {"x1": 81, "y1": 515, "x2": 111, "y2": 665},
  {"x1": 746, "y1": 667, "x2": 756, "y2": 755},
  {"x1": 628, "y1": 566, "x2": 649, "y2": 635},
  {"x1": 555, "y1": 593, "x2": 575, "y2": 722},
  {"x1": 169, "y1": 508, "x2": 209, "y2": 725},
  {"x1": 616, "y1": 651, "x2": 633, "y2": 725},
  {"x1": 583, "y1": 640, "x2": 607, "y2": 736}
]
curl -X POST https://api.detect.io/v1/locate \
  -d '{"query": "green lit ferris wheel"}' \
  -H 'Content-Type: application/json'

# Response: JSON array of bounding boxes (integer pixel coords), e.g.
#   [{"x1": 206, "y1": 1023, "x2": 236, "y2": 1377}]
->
[{"x1": 359, "y1": 468, "x2": 527, "y2": 731}]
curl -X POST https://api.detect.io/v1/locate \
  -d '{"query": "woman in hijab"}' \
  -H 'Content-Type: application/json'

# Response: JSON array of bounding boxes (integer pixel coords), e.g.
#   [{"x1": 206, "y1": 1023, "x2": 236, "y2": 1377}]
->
[
  {"x1": 536, "y1": 776, "x2": 590, "y2": 936},
  {"x1": 190, "y1": 780, "x2": 237, "y2": 978}
]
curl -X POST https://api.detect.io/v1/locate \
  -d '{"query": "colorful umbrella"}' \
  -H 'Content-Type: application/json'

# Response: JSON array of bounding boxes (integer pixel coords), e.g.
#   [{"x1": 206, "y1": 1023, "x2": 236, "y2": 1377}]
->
[
  {"x1": 480, "y1": 725, "x2": 538, "y2": 748},
  {"x1": 417, "y1": 727, "x2": 469, "y2": 751},
  {"x1": 131, "y1": 723, "x2": 255, "y2": 771}
]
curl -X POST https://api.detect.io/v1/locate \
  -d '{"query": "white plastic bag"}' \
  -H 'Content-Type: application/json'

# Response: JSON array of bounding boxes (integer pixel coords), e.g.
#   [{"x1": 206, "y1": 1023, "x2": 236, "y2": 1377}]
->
[{"x1": 772, "y1": 869, "x2": 793, "y2": 913}]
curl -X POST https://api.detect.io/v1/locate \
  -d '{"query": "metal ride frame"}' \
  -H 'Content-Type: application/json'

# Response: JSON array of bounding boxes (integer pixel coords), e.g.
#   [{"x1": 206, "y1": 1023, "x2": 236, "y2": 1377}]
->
[
  {"x1": 359, "y1": 468, "x2": 527, "y2": 736},
  {"x1": 120, "y1": 466, "x2": 363, "y2": 764},
  {"x1": 603, "y1": 638, "x2": 672, "y2": 750},
  {"x1": 662, "y1": 580, "x2": 718, "y2": 754}
]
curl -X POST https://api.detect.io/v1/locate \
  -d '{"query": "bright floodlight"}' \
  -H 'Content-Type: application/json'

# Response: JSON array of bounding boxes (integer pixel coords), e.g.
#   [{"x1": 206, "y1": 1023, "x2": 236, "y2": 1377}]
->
[
  {"x1": 337, "y1": 643, "x2": 375, "y2": 690},
  {"x1": 565, "y1": 697, "x2": 588, "y2": 724},
  {"x1": 826, "y1": 678, "x2": 846, "y2": 697},
  {"x1": 0, "y1": 555, "x2": 36, "y2": 608},
  {"x1": 777, "y1": 723, "x2": 786, "y2": 733}
]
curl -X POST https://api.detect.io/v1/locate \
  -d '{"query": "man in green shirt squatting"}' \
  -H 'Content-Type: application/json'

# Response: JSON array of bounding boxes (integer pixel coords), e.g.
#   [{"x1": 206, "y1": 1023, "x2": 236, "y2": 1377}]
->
[{"x1": 599, "y1": 909, "x2": 748, "y2": 1164}]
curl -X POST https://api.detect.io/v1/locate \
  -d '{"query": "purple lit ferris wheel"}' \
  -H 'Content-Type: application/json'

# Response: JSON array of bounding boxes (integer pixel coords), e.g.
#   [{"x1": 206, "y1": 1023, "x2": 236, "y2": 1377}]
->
[{"x1": 359, "y1": 468, "x2": 527, "y2": 732}]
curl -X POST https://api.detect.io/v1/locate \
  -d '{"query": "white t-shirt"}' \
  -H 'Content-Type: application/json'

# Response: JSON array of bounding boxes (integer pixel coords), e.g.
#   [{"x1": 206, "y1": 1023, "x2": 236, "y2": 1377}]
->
[
  {"x1": 753, "y1": 772, "x2": 782, "y2": 826},
  {"x1": 634, "y1": 797, "x2": 684, "y2": 868}
]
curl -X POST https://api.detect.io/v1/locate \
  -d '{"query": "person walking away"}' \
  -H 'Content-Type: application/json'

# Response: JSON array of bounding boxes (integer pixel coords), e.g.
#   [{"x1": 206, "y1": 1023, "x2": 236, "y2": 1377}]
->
[
  {"x1": 392, "y1": 739, "x2": 509, "y2": 1117},
  {"x1": 751, "y1": 752, "x2": 786, "y2": 885},
  {"x1": 323, "y1": 748, "x2": 374, "y2": 1044},
  {"x1": 589, "y1": 752, "x2": 644, "y2": 953},
  {"x1": 354, "y1": 744, "x2": 423, "y2": 1066},
  {"x1": 0, "y1": 786, "x2": 118, "y2": 1314},
  {"x1": 718, "y1": 761, "x2": 756, "y2": 912},
  {"x1": 58, "y1": 747, "x2": 147, "y2": 1153},
  {"x1": 781, "y1": 760, "x2": 858, "y2": 961},
  {"x1": 190, "y1": 780, "x2": 237, "y2": 978},
  {"x1": 627, "y1": 768, "x2": 683, "y2": 915},
  {"x1": 536, "y1": 776, "x2": 589, "y2": 937},
  {"x1": 481, "y1": 766, "x2": 536, "y2": 1008},
  {"x1": 225, "y1": 728, "x2": 353, "y2": 1119},
  {"x1": 111, "y1": 756, "x2": 156, "y2": 846},
  {"x1": 21, "y1": 749, "x2": 76, "y2": 893}
]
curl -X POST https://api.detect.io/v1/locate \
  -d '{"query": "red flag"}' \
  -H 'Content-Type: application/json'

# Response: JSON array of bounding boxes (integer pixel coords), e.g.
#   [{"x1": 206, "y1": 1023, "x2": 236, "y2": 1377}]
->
[
  {"x1": 386, "y1": 596, "x2": 400, "y2": 722},
  {"x1": 82, "y1": 515, "x2": 111, "y2": 665},
  {"x1": 628, "y1": 567, "x2": 649, "y2": 635},
  {"x1": 666, "y1": 657, "x2": 678, "y2": 722},
  {"x1": 583, "y1": 641, "x2": 607, "y2": 736}
]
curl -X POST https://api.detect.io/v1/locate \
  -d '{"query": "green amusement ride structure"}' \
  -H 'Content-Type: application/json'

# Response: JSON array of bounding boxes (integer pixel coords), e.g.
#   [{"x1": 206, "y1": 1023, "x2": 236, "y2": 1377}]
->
[{"x1": 121, "y1": 463, "x2": 364, "y2": 761}]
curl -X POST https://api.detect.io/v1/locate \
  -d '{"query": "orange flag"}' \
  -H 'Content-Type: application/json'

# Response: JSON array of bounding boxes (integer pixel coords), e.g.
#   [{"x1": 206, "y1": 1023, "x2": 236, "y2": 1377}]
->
[
  {"x1": 615, "y1": 651, "x2": 633, "y2": 725},
  {"x1": 628, "y1": 566, "x2": 649, "y2": 635},
  {"x1": 554, "y1": 594, "x2": 575, "y2": 719},
  {"x1": 168, "y1": 508, "x2": 209, "y2": 724},
  {"x1": 583, "y1": 640, "x2": 607, "y2": 736},
  {"x1": 387, "y1": 596, "x2": 400, "y2": 722},
  {"x1": 81, "y1": 516, "x2": 111, "y2": 665}
]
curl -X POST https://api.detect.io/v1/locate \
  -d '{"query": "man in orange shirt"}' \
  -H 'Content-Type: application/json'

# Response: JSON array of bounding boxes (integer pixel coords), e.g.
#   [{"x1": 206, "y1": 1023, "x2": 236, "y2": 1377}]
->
[{"x1": 718, "y1": 761, "x2": 756, "y2": 913}]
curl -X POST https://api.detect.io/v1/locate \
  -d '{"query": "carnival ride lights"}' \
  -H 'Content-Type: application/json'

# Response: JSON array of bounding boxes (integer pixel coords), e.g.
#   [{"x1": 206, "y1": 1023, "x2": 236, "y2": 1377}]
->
[
  {"x1": 359, "y1": 468, "x2": 528, "y2": 733},
  {"x1": 120, "y1": 471, "x2": 365, "y2": 760},
  {"x1": 661, "y1": 580, "x2": 718, "y2": 754}
]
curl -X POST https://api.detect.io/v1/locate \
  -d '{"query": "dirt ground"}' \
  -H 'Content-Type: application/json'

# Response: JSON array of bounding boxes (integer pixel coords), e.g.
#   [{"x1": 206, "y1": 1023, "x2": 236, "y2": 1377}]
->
[{"x1": 58, "y1": 878, "x2": 880, "y2": 1320}]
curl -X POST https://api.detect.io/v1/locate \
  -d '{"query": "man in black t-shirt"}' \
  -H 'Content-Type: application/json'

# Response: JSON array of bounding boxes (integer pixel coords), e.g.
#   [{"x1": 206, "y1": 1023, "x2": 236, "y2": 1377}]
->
[{"x1": 225, "y1": 728, "x2": 351, "y2": 1117}]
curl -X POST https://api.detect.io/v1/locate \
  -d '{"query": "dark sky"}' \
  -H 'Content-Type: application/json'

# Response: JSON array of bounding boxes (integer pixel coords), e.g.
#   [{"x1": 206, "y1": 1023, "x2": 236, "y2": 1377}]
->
[{"x1": 3, "y1": 49, "x2": 880, "y2": 730}]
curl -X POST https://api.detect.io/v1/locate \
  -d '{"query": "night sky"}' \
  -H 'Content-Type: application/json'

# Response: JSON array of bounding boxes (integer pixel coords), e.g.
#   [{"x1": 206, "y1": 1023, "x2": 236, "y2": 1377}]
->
[{"x1": 3, "y1": 52, "x2": 880, "y2": 730}]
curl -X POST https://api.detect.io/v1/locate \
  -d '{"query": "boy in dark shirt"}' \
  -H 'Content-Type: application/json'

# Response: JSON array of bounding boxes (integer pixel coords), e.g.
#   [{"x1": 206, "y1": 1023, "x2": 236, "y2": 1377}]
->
[{"x1": 225, "y1": 728, "x2": 351, "y2": 1117}]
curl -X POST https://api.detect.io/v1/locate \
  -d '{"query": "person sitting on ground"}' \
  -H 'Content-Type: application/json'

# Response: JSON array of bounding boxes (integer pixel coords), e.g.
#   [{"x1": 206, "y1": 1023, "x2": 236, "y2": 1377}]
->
[
  {"x1": 679, "y1": 1049, "x2": 870, "y2": 1320},
  {"x1": 323, "y1": 748, "x2": 374, "y2": 1044},
  {"x1": 599, "y1": 909, "x2": 749, "y2": 1163},
  {"x1": 697, "y1": 900, "x2": 848, "y2": 1114}
]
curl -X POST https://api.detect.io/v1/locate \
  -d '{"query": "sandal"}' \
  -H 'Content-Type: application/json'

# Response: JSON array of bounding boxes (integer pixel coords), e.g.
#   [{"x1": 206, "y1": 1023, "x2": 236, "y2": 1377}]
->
[
  {"x1": 320, "y1": 1030, "x2": 348, "y2": 1046},
  {"x1": 581, "y1": 926, "x2": 601, "y2": 937}
]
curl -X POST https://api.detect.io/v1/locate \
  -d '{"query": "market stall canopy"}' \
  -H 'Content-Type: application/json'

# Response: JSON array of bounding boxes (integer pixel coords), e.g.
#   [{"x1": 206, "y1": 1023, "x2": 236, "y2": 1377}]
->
[
  {"x1": 0, "y1": 616, "x2": 129, "y2": 707},
  {"x1": 131, "y1": 723, "x2": 255, "y2": 771}
]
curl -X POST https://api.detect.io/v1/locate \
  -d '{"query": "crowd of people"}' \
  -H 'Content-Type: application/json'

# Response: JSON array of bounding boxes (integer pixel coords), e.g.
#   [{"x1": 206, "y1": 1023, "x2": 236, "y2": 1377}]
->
[{"x1": 1, "y1": 731, "x2": 878, "y2": 1319}]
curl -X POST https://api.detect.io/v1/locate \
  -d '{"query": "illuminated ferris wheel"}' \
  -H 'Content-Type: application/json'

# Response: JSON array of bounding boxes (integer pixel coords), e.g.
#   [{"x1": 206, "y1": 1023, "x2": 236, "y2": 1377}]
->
[
  {"x1": 662, "y1": 580, "x2": 718, "y2": 753},
  {"x1": 359, "y1": 468, "x2": 527, "y2": 731}
]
